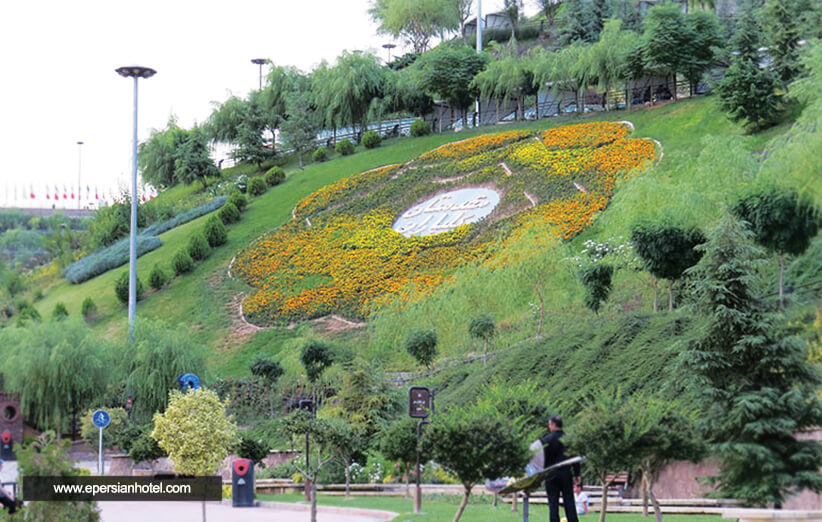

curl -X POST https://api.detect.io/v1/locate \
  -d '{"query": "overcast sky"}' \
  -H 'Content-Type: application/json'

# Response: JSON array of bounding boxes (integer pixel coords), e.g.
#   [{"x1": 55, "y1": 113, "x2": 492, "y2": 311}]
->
[{"x1": 0, "y1": 0, "x2": 535, "y2": 209}]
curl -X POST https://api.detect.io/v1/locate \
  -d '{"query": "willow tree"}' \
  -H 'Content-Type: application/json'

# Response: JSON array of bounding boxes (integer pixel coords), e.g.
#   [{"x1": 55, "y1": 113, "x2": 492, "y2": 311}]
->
[
  {"x1": 583, "y1": 19, "x2": 638, "y2": 109},
  {"x1": 369, "y1": 0, "x2": 458, "y2": 54},
  {"x1": 533, "y1": 43, "x2": 592, "y2": 114},
  {"x1": 472, "y1": 49, "x2": 536, "y2": 121},
  {"x1": 326, "y1": 51, "x2": 388, "y2": 142}
]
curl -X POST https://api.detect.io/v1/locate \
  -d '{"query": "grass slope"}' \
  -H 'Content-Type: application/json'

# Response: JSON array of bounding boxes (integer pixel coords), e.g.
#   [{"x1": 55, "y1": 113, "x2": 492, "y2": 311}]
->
[{"x1": 34, "y1": 96, "x2": 796, "y2": 379}]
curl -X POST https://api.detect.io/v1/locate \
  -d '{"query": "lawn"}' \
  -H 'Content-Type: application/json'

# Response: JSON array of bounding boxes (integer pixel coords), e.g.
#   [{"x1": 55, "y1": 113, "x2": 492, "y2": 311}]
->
[{"x1": 259, "y1": 493, "x2": 722, "y2": 522}]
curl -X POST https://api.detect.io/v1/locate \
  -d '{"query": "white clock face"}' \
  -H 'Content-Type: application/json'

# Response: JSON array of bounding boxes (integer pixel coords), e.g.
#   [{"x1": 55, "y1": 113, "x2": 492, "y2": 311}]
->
[{"x1": 393, "y1": 188, "x2": 501, "y2": 237}]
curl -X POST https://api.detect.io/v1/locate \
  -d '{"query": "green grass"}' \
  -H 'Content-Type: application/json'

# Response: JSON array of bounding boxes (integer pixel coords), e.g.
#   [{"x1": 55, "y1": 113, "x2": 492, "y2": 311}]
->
[
  {"x1": 259, "y1": 493, "x2": 721, "y2": 522},
  {"x1": 31, "y1": 96, "x2": 800, "y2": 379}
]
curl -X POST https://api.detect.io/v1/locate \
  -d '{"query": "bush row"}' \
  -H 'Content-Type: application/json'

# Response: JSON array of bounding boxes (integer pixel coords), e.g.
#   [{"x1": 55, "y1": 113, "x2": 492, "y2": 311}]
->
[
  {"x1": 63, "y1": 235, "x2": 163, "y2": 284},
  {"x1": 142, "y1": 196, "x2": 228, "y2": 236}
]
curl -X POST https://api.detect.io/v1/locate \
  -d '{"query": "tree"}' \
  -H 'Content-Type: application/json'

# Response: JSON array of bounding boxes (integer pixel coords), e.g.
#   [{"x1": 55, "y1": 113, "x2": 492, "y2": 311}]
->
[
  {"x1": 682, "y1": 10, "x2": 721, "y2": 97},
  {"x1": 369, "y1": 0, "x2": 458, "y2": 53},
  {"x1": 326, "y1": 51, "x2": 387, "y2": 141},
  {"x1": 538, "y1": 0, "x2": 563, "y2": 30},
  {"x1": 206, "y1": 96, "x2": 248, "y2": 144},
  {"x1": 681, "y1": 214, "x2": 822, "y2": 506},
  {"x1": 138, "y1": 117, "x2": 188, "y2": 188},
  {"x1": 630, "y1": 222, "x2": 706, "y2": 311},
  {"x1": 591, "y1": 0, "x2": 608, "y2": 36},
  {"x1": 472, "y1": 48, "x2": 537, "y2": 120},
  {"x1": 126, "y1": 321, "x2": 207, "y2": 423},
  {"x1": 403, "y1": 329, "x2": 438, "y2": 375},
  {"x1": 732, "y1": 186, "x2": 820, "y2": 305},
  {"x1": 414, "y1": 44, "x2": 487, "y2": 130},
  {"x1": 609, "y1": 0, "x2": 642, "y2": 32},
  {"x1": 16, "y1": 431, "x2": 101, "y2": 521},
  {"x1": 153, "y1": 388, "x2": 239, "y2": 522},
  {"x1": 763, "y1": 0, "x2": 803, "y2": 88},
  {"x1": 584, "y1": 19, "x2": 638, "y2": 109},
  {"x1": 533, "y1": 43, "x2": 592, "y2": 114},
  {"x1": 716, "y1": 6, "x2": 781, "y2": 131},
  {"x1": 452, "y1": 0, "x2": 473, "y2": 43},
  {"x1": 468, "y1": 314, "x2": 496, "y2": 363},
  {"x1": 642, "y1": 2, "x2": 690, "y2": 100},
  {"x1": 333, "y1": 360, "x2": 400, "y2": 436},
  {"x1": 281, "y1": 90, "x2": 321, "y2": 169},
  {"x1": 502, "y1": 0, "x2": 524, "y2": 41},
  {"x1": 379, "y1": 417, "x2": 425, "y2": 497},
  {"x1": 426, "y1": 402, "x2": 531, "y2": 522},
  {"x1": 1, "y1": 319, "x2": 110, "y2": 434},
  {"x1": 232, "y1": 120, "x2": 275, "y2": 171},
  {"x1": 322, "y1": 416, "x2": 366, "y2": 497},
  {"x1": 557, "y1": 0, "x2": 597, "y2": 45},
  {"x1": 250, "y1": 357, "x2": 284, "y2": 418},
  {"x1": 173, "y1": 126, "x2": 219, "y2": 189},
  {"x1": 579, "y1": 263, "x2": 614, "y2": 314},
  {"x1": 566, "y1": 390, "x2": 662, "y2": 522},
  {"x1": 300, "y1": 340, "x2": 333, "y2": 397}
]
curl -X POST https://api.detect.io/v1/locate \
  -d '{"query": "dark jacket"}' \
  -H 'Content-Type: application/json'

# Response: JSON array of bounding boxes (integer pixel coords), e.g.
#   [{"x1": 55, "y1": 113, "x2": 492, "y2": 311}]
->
[{"x1": 541, "y1": 430, "x2": 580, "y2": 477}]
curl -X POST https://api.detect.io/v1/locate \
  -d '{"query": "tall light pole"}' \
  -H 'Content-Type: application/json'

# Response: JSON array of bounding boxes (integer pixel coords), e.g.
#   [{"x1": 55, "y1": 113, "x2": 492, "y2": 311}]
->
[
  {"x1": 115, "y1": 65, "x2": 156, "y2": 342},
  {"x1": 76, "y1": 141, "x2": 83, "y2": 210},
  {"x1": 382, "y1": 43, "x2": 396, "y2": 64},
  {"x1": 475, "y1": 0, "x2": 483, "y2": 124},
  {"x1": 251, "y1": 58, "x2": 267, "y2": 91}
]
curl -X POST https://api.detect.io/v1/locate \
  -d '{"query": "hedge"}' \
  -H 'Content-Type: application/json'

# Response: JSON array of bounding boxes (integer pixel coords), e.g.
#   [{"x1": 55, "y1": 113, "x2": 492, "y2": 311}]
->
[
  {"x1": 142, "y1": 196, "x2": 228, "y2": 236},
  {"x1": 63, "y1": 235, "x2": 163, "y2": 284}
]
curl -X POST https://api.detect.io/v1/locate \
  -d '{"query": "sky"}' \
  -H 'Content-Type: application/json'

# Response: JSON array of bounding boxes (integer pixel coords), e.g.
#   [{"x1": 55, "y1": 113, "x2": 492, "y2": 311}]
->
[{"x1": 0, "y1": 0, "x2": 535, "y2": 209}]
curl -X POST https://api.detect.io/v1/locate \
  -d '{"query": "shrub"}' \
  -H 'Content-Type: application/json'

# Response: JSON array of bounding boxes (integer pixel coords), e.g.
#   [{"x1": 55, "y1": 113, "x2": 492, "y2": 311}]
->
[
  {"x1": 81, "y1": 297, "x2": 97, "y2": 320},
  {"x1": 248, "y1": 177, "x2": 267, "y2": 197},
  {"x1": 188, "y1": 233, "x2": 210, "y2": 261},
  {"x1": 142, "y1": 196, "x2": 228, "y2": 236},
  {"x1": 218, "y1": 202, "x2": 241, "y2": 225},
  {"x1": 235, "y1": 175, "x2": 249, "y2": 193},
  {"x1": 52, "y1": 302, "x2": 69, "y2": 321},
  {"x1": 265, "y1": 166, "x2": 285, "y2": 186},
  {"x1": 312, "y1": 146, "x2": 329, "y2": 162},
  {"x1": 115, "y1": 271, "x2": 144, "y2": 304},
  {"x1": 172, "y1": 250, "x2": 195, "y2": 275},
  {"x1": 411, "y1": 119, "x2": 431, "y2": 137},
  {"x1": 404, "y1": 330, "x2": 438, "y2": 371},
  {"x1": 227, "y1": 192, "x2": 248, "y2": 212},
  {"x1": 63, "y1": 235, "x2": 163, "y2": 284},
  {"x1": 237, "y1": 433, "x2": 271, "y2": 466},
  {"x1": 335, "y1": 139, "x2": 355, "y2": 156},
  {"x1": 148, "y1": 264, "x2": 169, "y2": 290},
  {"x1": 204, "y1": 216, "x2": 228, "y2": 247},
  {"x1": 361, "y1": 130, "x2": 381, "y2": 149}
]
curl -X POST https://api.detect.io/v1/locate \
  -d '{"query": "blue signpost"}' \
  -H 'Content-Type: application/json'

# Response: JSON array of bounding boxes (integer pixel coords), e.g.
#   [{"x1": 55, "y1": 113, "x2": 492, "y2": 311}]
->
[{"x1": 92, "y1": 409, "x2": 111, "y2": 476}]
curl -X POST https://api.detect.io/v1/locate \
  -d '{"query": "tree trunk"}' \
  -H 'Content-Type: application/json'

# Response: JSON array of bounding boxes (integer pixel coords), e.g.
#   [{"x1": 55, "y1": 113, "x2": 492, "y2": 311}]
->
[
  {"x1": 310, "y1": 480, "x2": 318, "y2": 522},
  {"x1": 672, "y1": 74, "x2": 678, "y2": 101},
  {"x1": 779, "y1": 252, "x2": 785, "y2": 308},
  {"x1": 298, "y1": 153, "x2": 304, "y2": 170},
  {"x1": 512, "y1": 493, "x2": 518, "y2": 512},
  {"x1": 652, "y1": 277, "x2": 659, "y2": 313},
  {"x1": 333, "y1": 126, "x2": 337, "y2": 147},
  {"x1": 202, "y1": 499, "x2": 207, "y2": 522},
  {"x1": 405, "y1": 469, "x2": 411, "y2": 498},
  {"x1": 650, "y1": 487, "x2": 662, "y2": 522},
  {"x1": 496, "y1": 100, "x2": 501, "y2": 123},
  {"x1": 517, "y1": 97, "x2": 523, "y2": 120},
  {"x1": 345, "y1": 462, "x2": 351, "y2": 497},
  {"x1": 453, "y1": 486, "x2": 472, "y2": 522},
  {"x1": 642, "y1": 472, "x2": 649, "y2": 517},
  {"x1": 668, "y1": 280, "x2": 674, "y2": 311},
  {"x1": 535, "y1": 95, "x2": 540, "y2": 119},
  {"x1": 599, "y1": 480, "x2": 608, "y2": 522},
  {"x1": 535, "y1": 278, "x2": 545, "y2": 338}
]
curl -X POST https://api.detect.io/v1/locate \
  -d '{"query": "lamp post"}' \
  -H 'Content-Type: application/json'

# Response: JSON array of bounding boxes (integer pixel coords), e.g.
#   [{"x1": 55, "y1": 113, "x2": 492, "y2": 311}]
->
[
  {"x1": 382, "y1": 43, "x2": 396, "y2": 64},
  {"x1": 76, "y1": 141, "x2": 83, "y2": 210},
  {"x1": 251, "y1": 58, "x2": 267, "y2": 91},
  {"x1": 475, "y1": 0, "x2": 483, "y2": 123},
  {"x1": 115, "y1": 65, "x2": 156, "y2": 342}
]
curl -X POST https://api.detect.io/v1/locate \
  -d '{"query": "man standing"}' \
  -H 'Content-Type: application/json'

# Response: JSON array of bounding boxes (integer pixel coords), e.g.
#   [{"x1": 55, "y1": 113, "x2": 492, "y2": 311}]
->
[{"x1": 541, "y1": 415, "x2": 579, "y2": 522}]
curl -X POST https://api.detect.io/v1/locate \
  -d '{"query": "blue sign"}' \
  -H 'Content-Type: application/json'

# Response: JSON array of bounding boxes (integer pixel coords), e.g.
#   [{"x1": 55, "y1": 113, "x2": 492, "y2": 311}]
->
[
  {"x1": 92, "y1": 409, "x2": 111, "y2": 429},
  {"x1": 177, "y1": 373, "x2": 201, "y2": 390}
]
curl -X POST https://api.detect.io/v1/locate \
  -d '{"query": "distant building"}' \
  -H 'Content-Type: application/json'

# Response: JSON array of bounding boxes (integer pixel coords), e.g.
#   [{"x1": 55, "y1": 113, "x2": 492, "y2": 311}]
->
[{"x1": 464, "y1": 11, "x2": 513, "y2": 36}]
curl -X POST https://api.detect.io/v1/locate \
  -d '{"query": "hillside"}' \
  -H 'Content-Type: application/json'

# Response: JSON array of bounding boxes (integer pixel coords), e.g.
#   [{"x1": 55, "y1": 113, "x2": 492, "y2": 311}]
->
[{"x1": 30, "y1": 96, "x2": 815, "y2": 384}]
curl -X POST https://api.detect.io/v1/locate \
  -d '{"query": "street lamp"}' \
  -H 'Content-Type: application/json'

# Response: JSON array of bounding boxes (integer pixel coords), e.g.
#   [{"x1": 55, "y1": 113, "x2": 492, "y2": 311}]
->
[
  {"x1": 251, "y1": 58, "x2": 267, "y2": 91},
  {"x1": 115, "y1": 65, "x2": 156, "y2": 342},
  {"x1": 76, "y1": 141, "x2": 83, "y2": 210},
  {"x1": 382, "y1": 43, "x2": 396, "y2": 64}
]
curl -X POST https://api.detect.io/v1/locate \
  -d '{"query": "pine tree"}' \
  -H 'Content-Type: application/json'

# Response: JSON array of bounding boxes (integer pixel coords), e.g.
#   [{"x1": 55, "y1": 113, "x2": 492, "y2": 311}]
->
[
  {"x1": 716, "y1": 7, "x2": 781, "y2": 131},
  {"x1": 558, "y1": 0, "x2": 597, "y2": 45},
  {"x1": 591, "y1": 0, "x2": 609, "y2": 36},
  {"x1": 763, "y1": 0, "x2": 803, "y2": 88},
  {"x1": 682, "y1": 214, "x2": 822, "y2": 506}
]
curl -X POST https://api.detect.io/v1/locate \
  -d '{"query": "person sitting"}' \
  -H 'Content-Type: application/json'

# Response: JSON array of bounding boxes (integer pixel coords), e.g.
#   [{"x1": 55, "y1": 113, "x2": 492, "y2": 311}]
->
[
  {"x1": 0, "y1": 460, "x2": 20, "y2": 514},
  {"x1": 574, "y1": 483, "x2": 589, "y2": 515}
]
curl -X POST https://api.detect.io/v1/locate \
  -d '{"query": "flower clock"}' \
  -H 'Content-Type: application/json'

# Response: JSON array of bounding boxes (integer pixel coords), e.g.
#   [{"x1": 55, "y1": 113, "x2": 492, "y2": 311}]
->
[{"x1": 234, "y1": 122, "x2": 656, "y2": 326}]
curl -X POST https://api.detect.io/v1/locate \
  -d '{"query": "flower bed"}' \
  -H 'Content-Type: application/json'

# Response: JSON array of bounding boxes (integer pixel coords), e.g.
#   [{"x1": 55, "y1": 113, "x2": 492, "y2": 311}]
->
[{"x1": 235, "y1": 122, "x2": 655, "y2": 326}]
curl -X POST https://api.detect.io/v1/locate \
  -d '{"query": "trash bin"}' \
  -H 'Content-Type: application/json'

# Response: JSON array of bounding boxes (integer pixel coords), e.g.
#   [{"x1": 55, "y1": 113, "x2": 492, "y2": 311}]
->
[
  {"x1": 0, "y1": 432, "x2": 14, "y2": 460},
  {"x1": 232, "y1": 458, "x2": 254, "y2": 507}
]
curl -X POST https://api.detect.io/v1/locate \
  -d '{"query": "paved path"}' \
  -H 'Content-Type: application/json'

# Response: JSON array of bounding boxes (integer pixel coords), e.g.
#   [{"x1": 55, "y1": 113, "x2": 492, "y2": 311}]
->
[{"x1": 99, "y1": 501, "x2": 387, "y2": 522}]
